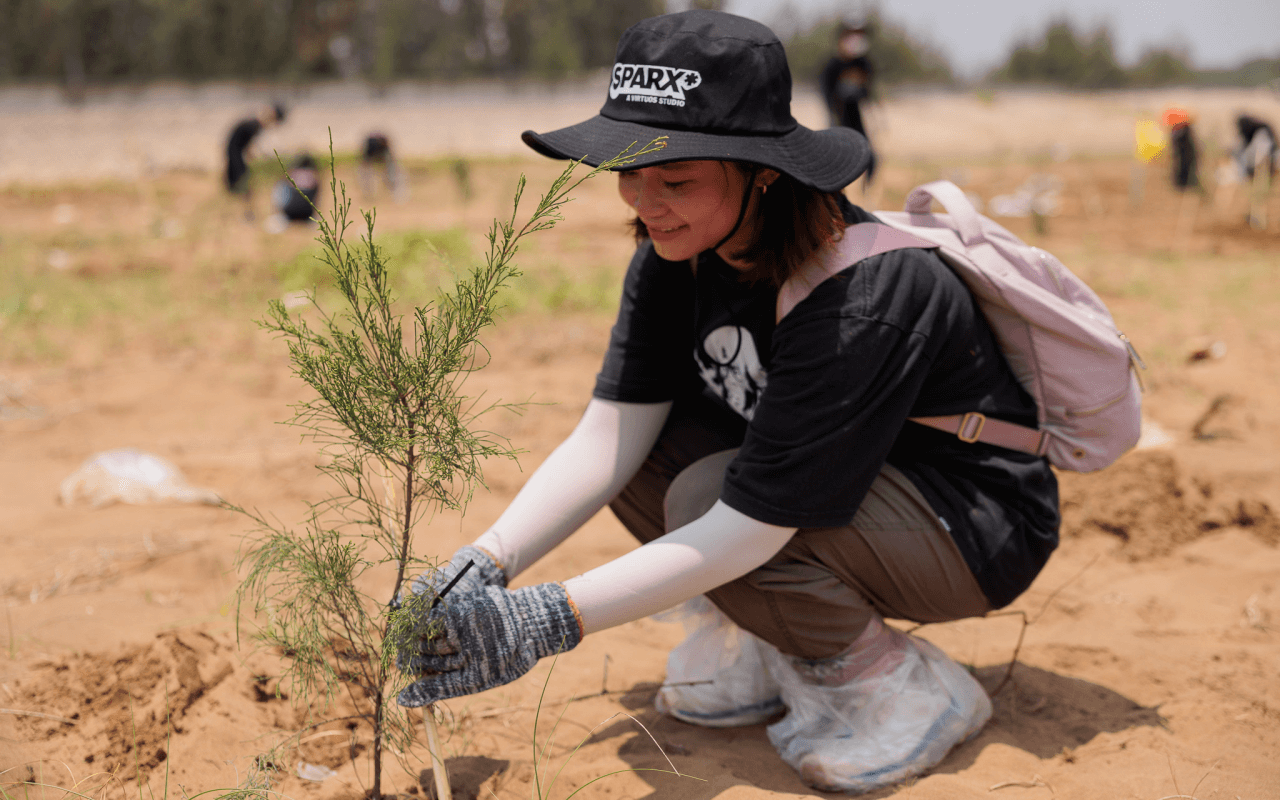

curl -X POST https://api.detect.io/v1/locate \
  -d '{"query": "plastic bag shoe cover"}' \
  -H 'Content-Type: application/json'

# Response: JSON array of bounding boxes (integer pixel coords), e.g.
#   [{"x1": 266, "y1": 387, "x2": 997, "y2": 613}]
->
[
  {"x1": 763, "y1": 628, "x2": 992, "y2": 793},
  {"x1": 652, "y1": 597, "x2": 783, "y2": 728}
]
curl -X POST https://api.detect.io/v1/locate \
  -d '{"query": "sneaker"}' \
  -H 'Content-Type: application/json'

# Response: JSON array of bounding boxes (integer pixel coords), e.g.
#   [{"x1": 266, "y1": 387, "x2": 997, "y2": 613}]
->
[
  {"x1": 762, "y1": 618, "x2": 992, "y2": 793},
  {"x1": 652, "y1": 597, "x2": 784, "y2": 728}
]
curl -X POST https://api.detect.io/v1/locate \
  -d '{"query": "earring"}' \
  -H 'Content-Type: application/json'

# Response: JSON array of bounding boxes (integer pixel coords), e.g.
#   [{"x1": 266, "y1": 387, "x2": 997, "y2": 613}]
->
[{"x1": 761, "y1": 183, "x2": 769, "y2": 195}]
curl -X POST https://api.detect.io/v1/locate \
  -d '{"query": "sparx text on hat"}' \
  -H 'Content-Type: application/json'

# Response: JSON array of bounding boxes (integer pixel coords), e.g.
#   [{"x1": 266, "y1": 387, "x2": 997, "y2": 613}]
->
[{"x1": 610, "y1": 63, "x2": 703, "y2": 106}]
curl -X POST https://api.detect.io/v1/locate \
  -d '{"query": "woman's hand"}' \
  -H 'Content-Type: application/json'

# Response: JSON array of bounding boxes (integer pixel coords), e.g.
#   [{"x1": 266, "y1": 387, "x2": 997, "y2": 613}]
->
[
  {"x1": 396, "y1": 583, "x2": 583, "y2": 707},
  {"x1": 407, "y1": 545, "x2": 507, "y2": 605}
]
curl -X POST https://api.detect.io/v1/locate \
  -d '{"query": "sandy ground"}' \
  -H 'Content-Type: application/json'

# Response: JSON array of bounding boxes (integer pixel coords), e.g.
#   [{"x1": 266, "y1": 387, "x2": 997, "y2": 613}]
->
[
  {"x1": 2, "y1": 87, "x2": 1280, "y2": 800},
  {"x1": 2, "y1": 82, "x2": 1279, "y2": 185}
]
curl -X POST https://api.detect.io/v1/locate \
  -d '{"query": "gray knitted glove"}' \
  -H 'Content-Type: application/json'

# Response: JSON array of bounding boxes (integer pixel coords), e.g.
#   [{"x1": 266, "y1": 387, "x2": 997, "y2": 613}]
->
[
  {"x1": 408, "y1": 544, "x2": 507, "y2": 603},
  {"x1": 397, "y1": 583, "x2": 583, "y2": 707}
]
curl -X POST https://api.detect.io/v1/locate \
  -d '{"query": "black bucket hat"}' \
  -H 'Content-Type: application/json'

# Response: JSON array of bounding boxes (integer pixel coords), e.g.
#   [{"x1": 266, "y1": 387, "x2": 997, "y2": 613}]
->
[{"x1": 521, "y1": 10, "x2": 871, "y2": 193}]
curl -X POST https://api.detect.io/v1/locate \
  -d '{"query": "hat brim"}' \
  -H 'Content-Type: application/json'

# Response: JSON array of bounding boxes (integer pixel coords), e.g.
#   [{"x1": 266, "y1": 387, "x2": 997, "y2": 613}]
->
[{"x1": 522, "y1": 115, "x2": 870, "y2": 193}]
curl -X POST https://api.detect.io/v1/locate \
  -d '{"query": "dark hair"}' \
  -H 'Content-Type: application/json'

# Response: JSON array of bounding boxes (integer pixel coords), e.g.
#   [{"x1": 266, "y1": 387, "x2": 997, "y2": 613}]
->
[{"x1": 628, "y1": 163, "x2": 845, "y2": 289}]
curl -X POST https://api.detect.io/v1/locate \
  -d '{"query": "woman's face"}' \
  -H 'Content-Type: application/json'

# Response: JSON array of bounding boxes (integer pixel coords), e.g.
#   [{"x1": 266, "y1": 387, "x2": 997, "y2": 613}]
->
[{"x1": 618, "y1": 161, "x2": 767, "y2": 265}]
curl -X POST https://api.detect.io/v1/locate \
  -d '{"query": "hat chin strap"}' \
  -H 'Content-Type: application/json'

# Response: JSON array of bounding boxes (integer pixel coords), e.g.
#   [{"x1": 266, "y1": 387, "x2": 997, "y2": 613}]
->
[{"x1": 709, "y1": 166, "x2": 760, "y2": 257}]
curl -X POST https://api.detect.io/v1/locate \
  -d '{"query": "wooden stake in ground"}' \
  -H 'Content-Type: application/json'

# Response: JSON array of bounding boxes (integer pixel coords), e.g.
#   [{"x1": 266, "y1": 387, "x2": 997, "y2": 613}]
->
[
  {"x1": 423, "y1": 705, "x2": 452, "y2": 799},
  {"x1": 416, "y1": 558, "x2": 473, "y2": 799}
]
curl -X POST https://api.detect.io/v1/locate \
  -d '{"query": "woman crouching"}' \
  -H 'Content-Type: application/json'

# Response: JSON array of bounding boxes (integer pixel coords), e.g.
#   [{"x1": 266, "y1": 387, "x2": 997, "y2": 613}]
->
[{"x1": 395, "y1": 10, "x2": 1059, "y2": 793}]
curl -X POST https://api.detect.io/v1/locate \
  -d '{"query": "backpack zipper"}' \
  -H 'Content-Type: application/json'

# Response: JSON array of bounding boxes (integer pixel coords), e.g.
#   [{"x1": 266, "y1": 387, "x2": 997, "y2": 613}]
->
[{"x1": 1118, "y1": 331, "x2": 1147, "y2": 391}]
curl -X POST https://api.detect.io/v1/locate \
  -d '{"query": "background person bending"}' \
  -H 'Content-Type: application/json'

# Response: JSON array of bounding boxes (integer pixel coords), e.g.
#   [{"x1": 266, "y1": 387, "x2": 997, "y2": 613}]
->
[
  {"x1": 358, "y1": 132, "x2": 407, "y2": 201},
  {"x1": 1236, "y1": 113, "x2": 1277, "y2": 180},
  {"x1": 1236, "y1": 114, "x2": 1276, "y2": 229},
  {"x1": 224, "y1": 103, "x2": 287, "y2": 218}
]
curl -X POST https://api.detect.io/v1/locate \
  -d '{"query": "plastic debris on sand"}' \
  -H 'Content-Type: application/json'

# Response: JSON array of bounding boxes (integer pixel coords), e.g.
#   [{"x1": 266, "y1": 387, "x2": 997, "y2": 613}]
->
[
  {"x1": 59, "y1": 448, "x2": 221, "y2": 508},
  {"x1": 297, "y1": 762, "x2": 338, "y2": 782}
]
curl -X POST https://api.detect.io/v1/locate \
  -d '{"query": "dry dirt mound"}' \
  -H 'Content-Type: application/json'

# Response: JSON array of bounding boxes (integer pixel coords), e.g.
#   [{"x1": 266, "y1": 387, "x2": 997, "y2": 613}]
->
[
  {"x1": 8, "y1": 631, "x2": 242, "y2": 778},
  {"x1": 1, "y1": 629, "x2": 323, "y2": 791},
  {"x1": 1059, "y1": 451, "x2": 1280, "y2": 560},
  {"x1": 4, "y1": 629, "x2": 422, "y2": 797}
]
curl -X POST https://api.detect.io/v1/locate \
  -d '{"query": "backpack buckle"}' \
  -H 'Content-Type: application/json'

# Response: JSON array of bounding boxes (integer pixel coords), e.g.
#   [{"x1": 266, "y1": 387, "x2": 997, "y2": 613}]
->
[
  {"x1": 957, "y1": 412, "x2": 986, "y2": 443},
  {"x1": 1035, "y1": 429, "x2": 1052, "y2": 456}
]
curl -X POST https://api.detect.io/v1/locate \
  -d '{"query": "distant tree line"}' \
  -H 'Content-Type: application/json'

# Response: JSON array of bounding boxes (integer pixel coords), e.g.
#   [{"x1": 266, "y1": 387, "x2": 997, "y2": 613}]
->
[
  {"x1": 988, "y1": 18, "x2": 1280, "y2": 89},
  {"x1": 0, "y1": 0, "x2": 665, "y2": 87},
  {"x1": 2, "y1": 3, "x2": 1274, "y2": 91}
]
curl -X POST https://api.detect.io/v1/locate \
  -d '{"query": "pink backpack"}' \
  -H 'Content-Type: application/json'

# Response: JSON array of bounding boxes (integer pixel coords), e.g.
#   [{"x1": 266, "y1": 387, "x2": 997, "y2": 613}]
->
[{"x1": 777, "y1": 180, "x2": 1145, "y2": 473}]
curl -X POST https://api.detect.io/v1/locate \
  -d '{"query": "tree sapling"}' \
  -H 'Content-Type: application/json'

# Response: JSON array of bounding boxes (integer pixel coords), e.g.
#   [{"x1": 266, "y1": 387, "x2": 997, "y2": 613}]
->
[{"x1": 232, "y1": 137, "x2": 665, "y2": 798}]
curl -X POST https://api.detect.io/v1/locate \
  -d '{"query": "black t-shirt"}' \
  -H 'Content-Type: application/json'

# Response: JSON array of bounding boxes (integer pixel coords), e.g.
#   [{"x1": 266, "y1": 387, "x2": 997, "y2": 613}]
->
[
  {"x1": 227, "y1": 118, "x2": 263, "y2": 158},
  {"x1": 1170, "y1": 125, "x2": 1198, "y2": 189},
  {"x1": 593, "y1": 204, "x2": 1060, "y2": 608},
  {"x1": 363, "y1": 134, "x2": 392, "y2": 162},
  {"x1": 819, "y1": 56, "x2": 873, "y2": 134},
  {"x1": 1237, "y1": 115, "x2": 1277, "y2": 177},
  {"x1": 275, "y1": 166, "x2": 320, "y2": 221}
]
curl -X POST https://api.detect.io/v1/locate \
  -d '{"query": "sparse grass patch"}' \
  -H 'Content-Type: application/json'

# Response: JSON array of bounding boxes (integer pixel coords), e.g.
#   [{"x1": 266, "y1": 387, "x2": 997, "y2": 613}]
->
[
  {"x1": 0, "y1": 252, "x2": 188, "y2": 362},
  {"x1": 506, "y1": 264, "x2": 623, "y2": 314},
  {"x1": 1208, "y1": 252, "x2": 1280, "y2": 317},
  {"x1": 0, "y1": 173, "x2": 623, "y2": 366},
  {"x1": 276, "y1": 226, "x2": 474, "y2": 301}
]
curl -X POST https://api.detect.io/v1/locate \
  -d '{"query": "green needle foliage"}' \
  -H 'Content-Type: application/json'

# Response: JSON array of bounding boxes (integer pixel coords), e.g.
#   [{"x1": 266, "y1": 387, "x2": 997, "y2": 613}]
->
[{"x1": 232, "y1": 136, "x2": 666, "y2": 799}]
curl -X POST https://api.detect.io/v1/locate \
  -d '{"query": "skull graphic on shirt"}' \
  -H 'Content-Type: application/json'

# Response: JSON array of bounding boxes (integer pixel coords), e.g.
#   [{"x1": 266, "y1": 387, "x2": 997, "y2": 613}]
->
[{"x1": 695, "y1": 325, "x2": 768, "y2": 420}]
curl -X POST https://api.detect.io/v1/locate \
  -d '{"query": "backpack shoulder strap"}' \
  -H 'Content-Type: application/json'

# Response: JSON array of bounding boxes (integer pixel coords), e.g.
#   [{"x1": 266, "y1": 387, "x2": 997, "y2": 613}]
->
[
  {"x1": 776, "y1": 222, "x2": 934, "y2": 323},
  {"x1": 910, "y1": 413, "x2": 1050, "y2": 457},
  {"x1": 776, "y1": 217, "x2": 1050, "y2": 458},
  {"x1": 904, "y1": 181, "x2": 986, "y2": 245}
]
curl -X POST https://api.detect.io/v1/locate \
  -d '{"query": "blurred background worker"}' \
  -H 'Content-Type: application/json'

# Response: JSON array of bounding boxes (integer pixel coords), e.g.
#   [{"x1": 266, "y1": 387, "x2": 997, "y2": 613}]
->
[
  {"x1": 359, "y1": 131, "x2": 408, "y2": 201},
  {"x1": 1235, "y1": 113, "x2": 1277, "y2": 181},
  {"x1": 266, "y1": 152, "x2": 321, "y2": 232},
  {"x1": 819, "y1": 15, "x2": 877, "y2": 182},
  {"x1": 1162, "y1": 107, "x2": 1202, "y2": 248},
  {"x1": 1162, "y1": 107, "x2": 1199, "y2": 192},
  {"x1": 1235, "y1": 113, "x2": 1276, "y2": 230},
  {"x1": 224, "y1": 103, "x2": 287, "y2": 217}
]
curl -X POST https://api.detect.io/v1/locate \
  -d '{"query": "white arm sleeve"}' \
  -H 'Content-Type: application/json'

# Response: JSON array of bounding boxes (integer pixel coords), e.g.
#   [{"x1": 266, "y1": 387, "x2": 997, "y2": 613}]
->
[
  {"x1": 471, "y1": 398, "x2": 672, "y2": 580},
  {"x1": 563, "y1": 500, "x2": 797, "y2": 634}
]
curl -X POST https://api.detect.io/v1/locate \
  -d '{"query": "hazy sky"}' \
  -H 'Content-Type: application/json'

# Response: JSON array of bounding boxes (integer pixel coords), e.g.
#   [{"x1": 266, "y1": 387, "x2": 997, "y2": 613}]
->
[{"x1": 721, "y1": 0, "x2": 1280, "y2": 78}]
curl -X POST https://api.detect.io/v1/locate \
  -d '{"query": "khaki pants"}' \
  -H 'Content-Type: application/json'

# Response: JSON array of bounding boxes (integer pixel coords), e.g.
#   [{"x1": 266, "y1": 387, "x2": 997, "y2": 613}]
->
[{"x1": 608, "y1": 406, "x2": 991, "y2": 660}]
